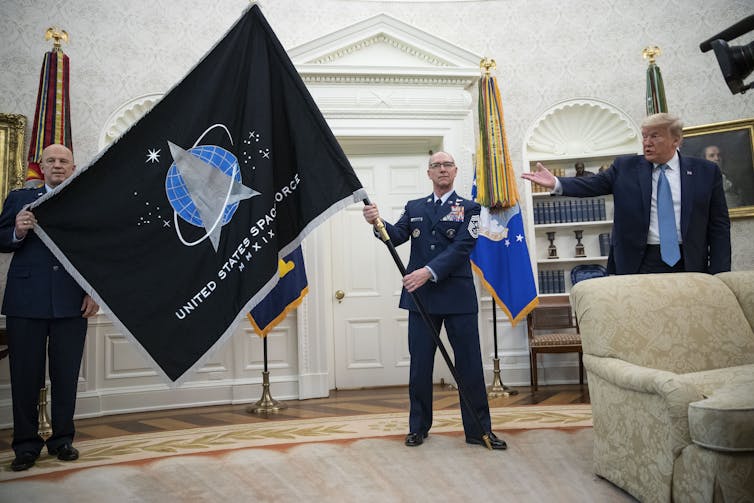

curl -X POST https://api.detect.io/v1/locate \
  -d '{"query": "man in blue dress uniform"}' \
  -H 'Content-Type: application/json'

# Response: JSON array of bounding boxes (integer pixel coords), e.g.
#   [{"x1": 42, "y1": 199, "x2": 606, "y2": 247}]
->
[
  {"x1": 363, "y1": 151, "x2": 506, "y2": 450},
  {"x1": 0, "y1": 144, "x2": 99, "y2": 471}
]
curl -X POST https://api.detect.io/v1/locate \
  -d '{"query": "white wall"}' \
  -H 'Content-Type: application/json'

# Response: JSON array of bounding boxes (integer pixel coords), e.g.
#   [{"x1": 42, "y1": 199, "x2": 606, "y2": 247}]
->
[{"x1": 2, "y1": 0, "x2": 752, "y2": 267}]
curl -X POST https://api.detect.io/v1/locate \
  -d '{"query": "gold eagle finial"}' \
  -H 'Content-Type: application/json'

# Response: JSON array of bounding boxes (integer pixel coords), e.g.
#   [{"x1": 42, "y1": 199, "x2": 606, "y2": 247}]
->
[{"x1": 45, "y1": 27, "x2": 69, "y2": 51}]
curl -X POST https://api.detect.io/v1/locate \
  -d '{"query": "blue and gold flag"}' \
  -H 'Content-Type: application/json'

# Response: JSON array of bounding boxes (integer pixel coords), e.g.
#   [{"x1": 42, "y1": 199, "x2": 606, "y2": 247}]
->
[
  {"x1": 470, "y1": 62, "x2": 537, "y2": 326},
  {"x1": 29, "y1": 5, "x2": 365, "y2": 382},
  {"x1": 248, "y1": 246, "x2": 308, "y2": 337}
]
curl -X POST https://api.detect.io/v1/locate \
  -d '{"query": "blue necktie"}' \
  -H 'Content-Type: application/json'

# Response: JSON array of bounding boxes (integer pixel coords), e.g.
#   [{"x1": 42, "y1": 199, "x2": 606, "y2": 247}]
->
[
  {"x1": 657, "y1": 164, "x2": 680, "y2": 266},
  {"x1": 434, "y1": 198, "x2": 442, "y2": 214}
]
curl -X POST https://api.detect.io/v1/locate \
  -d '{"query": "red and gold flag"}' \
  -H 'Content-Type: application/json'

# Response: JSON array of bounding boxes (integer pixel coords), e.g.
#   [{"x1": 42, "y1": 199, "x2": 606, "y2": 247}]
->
[{"x1": 26, "y1": 31, "x2": 73, "y2": 187}]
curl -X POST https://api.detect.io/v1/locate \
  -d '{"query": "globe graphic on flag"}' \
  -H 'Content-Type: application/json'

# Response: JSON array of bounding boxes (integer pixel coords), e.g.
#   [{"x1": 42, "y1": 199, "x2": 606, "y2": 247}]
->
[{"x1": 165, "y1": 145, "x2": 242, "y2": 227}]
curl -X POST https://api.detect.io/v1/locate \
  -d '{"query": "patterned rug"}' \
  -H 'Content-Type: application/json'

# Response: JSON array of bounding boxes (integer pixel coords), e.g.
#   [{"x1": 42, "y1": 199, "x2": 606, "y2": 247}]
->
[
  {"x1": 0, "y1": 404, "x2": 591, "y2": 481},
  {"x1": 0, "y1": 405, "x2": 636, "y2": 503}
]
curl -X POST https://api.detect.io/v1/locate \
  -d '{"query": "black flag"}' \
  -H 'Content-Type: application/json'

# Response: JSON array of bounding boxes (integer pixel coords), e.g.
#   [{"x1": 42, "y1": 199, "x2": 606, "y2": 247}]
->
[{"x1": 30, "y1": 5, "x2": 365, "y2": 382}]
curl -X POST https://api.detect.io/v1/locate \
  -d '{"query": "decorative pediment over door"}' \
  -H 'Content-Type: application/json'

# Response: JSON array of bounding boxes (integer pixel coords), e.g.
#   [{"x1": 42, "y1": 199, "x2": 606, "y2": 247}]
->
[
  {"x1": 289, "y1": 14, "x2": 487, "y2": 398},
  {"x1": 288, "y1": 13, "x2": 482, "y2": 118}
]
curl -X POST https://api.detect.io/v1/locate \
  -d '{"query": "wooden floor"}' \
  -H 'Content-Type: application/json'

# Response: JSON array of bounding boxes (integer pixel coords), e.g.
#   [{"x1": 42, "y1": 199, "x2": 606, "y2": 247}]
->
[{"x1": 0, "y1": 383, "x2": 589, "y2": 452}]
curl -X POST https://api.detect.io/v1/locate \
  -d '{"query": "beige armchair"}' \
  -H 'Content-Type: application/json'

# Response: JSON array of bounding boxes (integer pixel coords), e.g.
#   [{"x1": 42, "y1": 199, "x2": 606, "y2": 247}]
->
[{"x1": 571, "y1": 272, "x2": 754, "y2": 503}]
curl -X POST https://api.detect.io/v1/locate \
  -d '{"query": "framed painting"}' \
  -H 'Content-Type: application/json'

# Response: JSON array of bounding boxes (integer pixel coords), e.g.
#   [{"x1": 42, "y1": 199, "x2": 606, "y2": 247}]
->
[
  {"x1": 0, "y1": 113, "x2": 27, "y2": 207},
  {"x1": 681, "y1": 118, "x2": 754, "y2": 218}
]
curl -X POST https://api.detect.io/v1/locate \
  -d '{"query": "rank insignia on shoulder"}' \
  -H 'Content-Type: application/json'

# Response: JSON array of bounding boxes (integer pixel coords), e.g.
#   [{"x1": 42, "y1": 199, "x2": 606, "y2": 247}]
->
[
  {"x1": 446, "y1": 228, "x2": 456, "y2": 238},
  {"x1": 412, "y1": 228, "x2": 421, "y2": 238}
]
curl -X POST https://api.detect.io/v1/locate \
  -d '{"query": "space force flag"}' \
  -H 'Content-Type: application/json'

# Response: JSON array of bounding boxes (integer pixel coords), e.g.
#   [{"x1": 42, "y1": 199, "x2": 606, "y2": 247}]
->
[{"x1": 29, "y1": 5, "x2": 365, "y2": 383}]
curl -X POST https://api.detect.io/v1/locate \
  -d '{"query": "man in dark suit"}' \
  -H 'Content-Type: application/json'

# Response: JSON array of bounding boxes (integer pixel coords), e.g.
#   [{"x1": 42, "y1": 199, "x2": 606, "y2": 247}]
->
[
  {"x1": 522, "y1": 113, "x2": 731, "y2": 275},
  {"x1": 0, "y1": 144, "x2": 98, "y2": 471},
  {"x1": 362, "y1": 151, "x2": 506, "y2": 450}
]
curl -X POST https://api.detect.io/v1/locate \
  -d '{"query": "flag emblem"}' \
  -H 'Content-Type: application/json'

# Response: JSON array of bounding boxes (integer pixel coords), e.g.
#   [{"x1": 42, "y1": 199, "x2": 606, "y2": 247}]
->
[{"x1": 164, "y1": 128, "x2": 260, "y2": 252}]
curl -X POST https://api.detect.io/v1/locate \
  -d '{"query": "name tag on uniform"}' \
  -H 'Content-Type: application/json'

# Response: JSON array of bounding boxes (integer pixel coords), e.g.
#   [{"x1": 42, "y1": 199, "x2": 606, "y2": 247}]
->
[
  {"x1": 411, "y1": 217, "x2": 423, "y2": 222},
  {"x1": 441, "y1": 205, "x2": 464, "y2": 222}
]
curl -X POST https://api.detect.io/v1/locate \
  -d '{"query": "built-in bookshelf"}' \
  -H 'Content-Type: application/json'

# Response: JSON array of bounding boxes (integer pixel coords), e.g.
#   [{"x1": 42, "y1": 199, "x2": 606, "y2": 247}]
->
[
  {"x1": 522, "y1": 98, "x2": 642, "y2": 297},
  {"x1": 529, "y1": 157, "x2": 615, "y2": 295}
]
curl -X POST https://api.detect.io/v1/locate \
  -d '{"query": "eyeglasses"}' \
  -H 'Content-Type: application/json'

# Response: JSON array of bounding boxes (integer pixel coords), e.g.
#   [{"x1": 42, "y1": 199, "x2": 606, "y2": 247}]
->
[{"x1": 429, "y1": 161, "x2": 455, "y2": 169}]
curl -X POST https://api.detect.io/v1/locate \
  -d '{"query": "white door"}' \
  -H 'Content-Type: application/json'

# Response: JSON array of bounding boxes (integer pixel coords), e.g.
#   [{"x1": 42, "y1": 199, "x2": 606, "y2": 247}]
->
[{"x1": 331, "y1": 153, "x2": 433, "y2": 388}]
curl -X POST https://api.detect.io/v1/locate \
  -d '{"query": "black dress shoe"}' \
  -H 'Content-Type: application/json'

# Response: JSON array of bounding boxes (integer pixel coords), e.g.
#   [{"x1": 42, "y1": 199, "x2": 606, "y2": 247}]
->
[
  {"x1": 404, "y1": 432, "x2": 427, "y2": 447},
  {"x1": 466, "y1": 432, "x2": 507, "y2": 450},
  {"x1": 49, "y1": 443, "x2": 79, "y2": 461},
  {"x1": 11, "y1": 451, "x2": 38, "y2": 472}
]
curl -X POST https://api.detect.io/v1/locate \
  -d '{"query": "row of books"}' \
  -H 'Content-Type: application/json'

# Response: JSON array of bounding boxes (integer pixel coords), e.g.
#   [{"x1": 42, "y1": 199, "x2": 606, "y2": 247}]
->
[
  {"x1": 534, "y1": 198, "x2": 607, "y2": 224},
  {"x1": 538, "y1": 269, "x2": 565, "y2": 294},
  {"x1": 531, "y1": 167, "x2": 566, "y2": 193}
]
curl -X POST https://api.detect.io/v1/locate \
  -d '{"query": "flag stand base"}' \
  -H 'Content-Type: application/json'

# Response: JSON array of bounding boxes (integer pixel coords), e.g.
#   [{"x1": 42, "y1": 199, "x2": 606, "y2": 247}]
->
[
  {"x1": 248, "y1": 371, "x2": 286, "y2": 414},
  {"x1": 487, "y1": 358, "x2": 518, "y2": 398}
]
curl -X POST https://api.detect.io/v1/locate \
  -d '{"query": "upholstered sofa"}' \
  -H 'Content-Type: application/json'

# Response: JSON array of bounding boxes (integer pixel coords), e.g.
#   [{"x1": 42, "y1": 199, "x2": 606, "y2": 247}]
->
[{"x1": 571, "y1": 272, "x2": 754, "y2": 503}]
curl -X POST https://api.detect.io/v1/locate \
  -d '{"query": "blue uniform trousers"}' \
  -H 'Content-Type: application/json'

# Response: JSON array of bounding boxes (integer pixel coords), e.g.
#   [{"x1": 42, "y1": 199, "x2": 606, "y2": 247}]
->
[{"x1": 408, "y1": 311, "x2": 492, "y2": 438}]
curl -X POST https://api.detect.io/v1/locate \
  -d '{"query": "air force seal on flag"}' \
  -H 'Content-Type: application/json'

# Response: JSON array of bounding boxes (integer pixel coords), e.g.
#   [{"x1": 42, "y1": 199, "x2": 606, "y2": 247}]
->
[{"x1": 478, "y1": 205, "x2": 518, "y2": 242}]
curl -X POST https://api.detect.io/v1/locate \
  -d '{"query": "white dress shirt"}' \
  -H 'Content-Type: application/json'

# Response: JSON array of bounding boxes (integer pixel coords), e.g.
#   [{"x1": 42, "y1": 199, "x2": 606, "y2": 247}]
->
[{"x1": 647, "y1": 151, "x2": 682, "y2": 245}]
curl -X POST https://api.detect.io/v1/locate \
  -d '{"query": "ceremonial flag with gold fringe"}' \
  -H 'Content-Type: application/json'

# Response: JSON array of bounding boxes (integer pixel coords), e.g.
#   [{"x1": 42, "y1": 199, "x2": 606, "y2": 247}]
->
[
  {"x1": 27, "y1": 32, "x2": 73, "y2": 187},
  {"x1": 473, "y1": 69, "x2": 517, "y2": 209},
  {"x1": 470, "y1": 63, "x2": 538, "y2": 326},
  {"x1": 248, "y1": 246, "x2": 308, "y2": 337}
]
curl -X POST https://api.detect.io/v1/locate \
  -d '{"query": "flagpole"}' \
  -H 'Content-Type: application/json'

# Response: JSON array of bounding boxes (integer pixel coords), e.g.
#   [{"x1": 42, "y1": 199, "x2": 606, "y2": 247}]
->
[
  {"x1": 643, "y1": 46, "x2": 668, "y2": 115},
  {"x1": 487, "y1": 299, "x2": 518, "y2": 398},
  {"x1": 26, "y1": 27, "x2": 72, "y2": 188},
  {"x1": 364, "y1": 198, "x2": 493, "y2": 449},
  {"x1": 248, "y1": 336, "x2": 286, "y2": 414},
  {"x1": 475, "y1": 58, "x2": 520, "y2": 399}
]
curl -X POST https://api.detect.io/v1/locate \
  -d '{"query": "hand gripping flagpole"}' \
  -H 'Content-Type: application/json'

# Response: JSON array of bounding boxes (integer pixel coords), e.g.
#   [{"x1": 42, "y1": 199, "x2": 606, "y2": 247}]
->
[{"x1": 364, "y1": 198, "x2": 492, "y2": 449}]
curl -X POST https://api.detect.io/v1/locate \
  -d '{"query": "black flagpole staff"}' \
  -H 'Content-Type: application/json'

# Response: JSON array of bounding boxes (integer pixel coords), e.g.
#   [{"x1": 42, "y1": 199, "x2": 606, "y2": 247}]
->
[
  {"x1": 487, "y1": 299, "x2": 518, "y2": 398},
  {"x1": 364, "y1": 198, "x2": 492, "y2": 449},
  {"x1": 248, "y1": 336, "x2": 286, "y2": 414}
]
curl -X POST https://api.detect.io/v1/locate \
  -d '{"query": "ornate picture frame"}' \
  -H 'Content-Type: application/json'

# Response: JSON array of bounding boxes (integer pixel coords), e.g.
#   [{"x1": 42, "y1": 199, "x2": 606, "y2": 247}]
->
[
  {"x1": 680, "y1": 118, "x2": 754, "y2": 219},
  {"x1": 0, "y1": 113, "x2": 27, "y2": 207}
]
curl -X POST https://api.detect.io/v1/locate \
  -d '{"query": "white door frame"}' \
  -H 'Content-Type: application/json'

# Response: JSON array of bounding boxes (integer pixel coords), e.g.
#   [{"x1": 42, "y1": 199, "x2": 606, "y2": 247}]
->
[
  {"x1": 298, "y1": 119, "x2": 477, "y2": 397},
  {"x1": 288, "y1": 13, "x2": 482, "y2": 398}
]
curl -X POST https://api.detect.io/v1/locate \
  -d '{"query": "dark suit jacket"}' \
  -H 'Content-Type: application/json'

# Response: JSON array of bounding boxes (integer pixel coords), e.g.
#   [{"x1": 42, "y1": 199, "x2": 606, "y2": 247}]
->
[
  {"x1": 0, "y1": 188, "x2": 86, "y2": 318},
  {"x1": 382, "y1": 191, "x2": 480, "y2": 314},
  {"x1": 559, "y1": 153, "x2": 731, "y2": 275}
]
